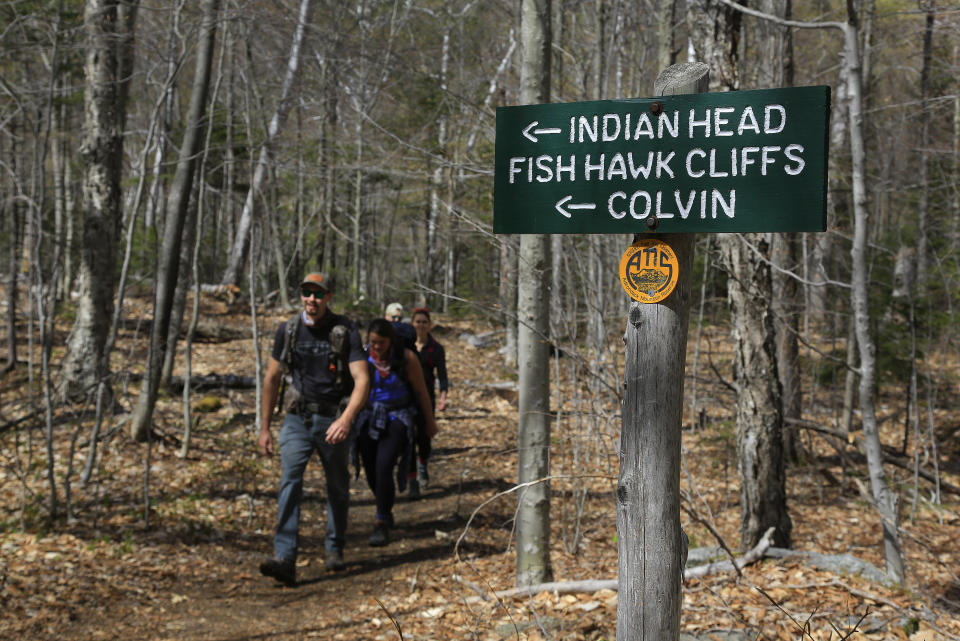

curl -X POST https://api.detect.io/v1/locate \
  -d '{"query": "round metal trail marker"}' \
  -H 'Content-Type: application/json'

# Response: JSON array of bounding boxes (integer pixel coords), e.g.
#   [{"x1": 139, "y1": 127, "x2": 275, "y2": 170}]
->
[{"x1": 619, "y1": 238, "x2": 679, "y2": 303}]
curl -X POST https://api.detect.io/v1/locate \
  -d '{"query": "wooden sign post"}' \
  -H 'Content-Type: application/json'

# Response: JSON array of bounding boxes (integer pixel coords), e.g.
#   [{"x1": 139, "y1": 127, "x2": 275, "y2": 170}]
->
[
  {"x1": 615, "y1": 62, "x2": 706, "y2": 641},
  {"x1": 493, "y1": 61, "x2": 830, "y2": 641}
]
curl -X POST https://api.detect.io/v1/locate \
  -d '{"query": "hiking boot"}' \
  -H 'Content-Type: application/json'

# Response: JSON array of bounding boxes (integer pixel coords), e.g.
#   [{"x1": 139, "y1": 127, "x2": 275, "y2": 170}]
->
[
  {"x1": 368, "y1": 522, "x2": 389, "y2": 547},
  {"x1": 417, "y1": 462, "x2": 430, "y2": 488},
  {"x1": 324, "y1": 548, "x2": 345, "y2": 572},
  {"x1": 408, "y1": 478, "x2": 421, "y2": 500},
  {"x1": 259, "y1": 557, "x2": 296, "y2": 586}
]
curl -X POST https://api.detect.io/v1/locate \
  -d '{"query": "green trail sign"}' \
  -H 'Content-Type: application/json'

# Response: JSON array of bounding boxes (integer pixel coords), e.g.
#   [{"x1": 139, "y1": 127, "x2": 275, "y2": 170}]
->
[{"x1": 493, "y1": 85, "x2": 830, "y2": 234}]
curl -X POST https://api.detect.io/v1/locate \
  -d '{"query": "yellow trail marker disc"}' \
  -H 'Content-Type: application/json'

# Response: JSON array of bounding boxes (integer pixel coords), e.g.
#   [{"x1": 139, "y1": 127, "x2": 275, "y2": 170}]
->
[{"x1": 619, "y1": 238, "x2": 680, "y2": 303}]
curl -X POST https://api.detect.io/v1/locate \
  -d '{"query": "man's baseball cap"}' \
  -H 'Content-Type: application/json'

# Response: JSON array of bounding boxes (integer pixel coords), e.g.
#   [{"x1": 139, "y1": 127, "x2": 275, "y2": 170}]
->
[
  {"x1": 385, "y1": 302, "x2": 404, "y2": 318},
  {"x1": 300, "y1": 272, "x2": 332, "y2": 293}
]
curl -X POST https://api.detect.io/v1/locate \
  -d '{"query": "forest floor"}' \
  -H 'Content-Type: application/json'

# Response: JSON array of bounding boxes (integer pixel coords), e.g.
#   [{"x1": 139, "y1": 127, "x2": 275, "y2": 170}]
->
[{"x1": 1, "y1": 292, "x2": 959, "y2": 641}]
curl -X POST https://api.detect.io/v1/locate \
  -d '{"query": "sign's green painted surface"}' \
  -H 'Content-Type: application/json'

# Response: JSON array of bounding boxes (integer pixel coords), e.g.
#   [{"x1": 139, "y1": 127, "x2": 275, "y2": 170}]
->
[{"x1": 493, "y1": 86, "x2": 830, "y2": 234}]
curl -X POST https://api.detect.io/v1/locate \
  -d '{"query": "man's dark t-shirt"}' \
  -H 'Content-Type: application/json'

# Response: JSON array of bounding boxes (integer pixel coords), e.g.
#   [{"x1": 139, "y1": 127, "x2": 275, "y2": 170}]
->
[{"x1": 271, "y1": 310, "x2": 366, "y2": 404}]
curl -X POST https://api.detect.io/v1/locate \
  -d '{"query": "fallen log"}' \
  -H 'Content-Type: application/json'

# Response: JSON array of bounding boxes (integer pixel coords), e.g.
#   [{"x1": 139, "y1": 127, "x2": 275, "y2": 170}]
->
[
  {"x1": 165, "y1": 374, "x2": 256, "y2": 392},
  {"x1": 462, "y1": 527, "x2": 776, "y2": 601},
  {"x1": 116, "y1": 317, "x2": 250, "y2": 343},
  {"x1": 763, "y1": 546, "x2": 894, "y2": 587},
  {"x1": 790, "y1": 418, "x2": 960, "y2": 496}
]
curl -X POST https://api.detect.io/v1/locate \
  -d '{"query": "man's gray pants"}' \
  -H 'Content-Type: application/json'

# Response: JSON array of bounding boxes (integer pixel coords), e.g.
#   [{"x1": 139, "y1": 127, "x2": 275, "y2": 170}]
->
[{"x1": 273, "y1": 412, "x2": 352, "y2": 560}]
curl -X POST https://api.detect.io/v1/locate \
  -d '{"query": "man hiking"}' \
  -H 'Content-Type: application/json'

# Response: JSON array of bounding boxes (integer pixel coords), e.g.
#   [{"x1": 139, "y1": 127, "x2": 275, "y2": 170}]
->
[{"x1": 258, "y1": 273, "x2": 370, "y2": 586}]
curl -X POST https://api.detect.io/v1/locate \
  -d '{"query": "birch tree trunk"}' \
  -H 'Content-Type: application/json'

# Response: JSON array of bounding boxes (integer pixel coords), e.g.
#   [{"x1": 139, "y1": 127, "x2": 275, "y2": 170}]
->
[
  {"x1": 842, "y1": 11, "x2": 906, "y2": 583},
  {"x1": 130, "y1": 0, "x2": 219, "y2": 442},
  {"x1": 220, "y1": 0, "x2": 314, "y2": 287},
  {"x1": 424, "y1": 29, "x2": 450, "y2": 307},
  {"x1": 60, "y1": 0, "x2": 139, "y2": 400},
  {"x1": 515, "y1": 0, "x2": 553, "y2": 588}
]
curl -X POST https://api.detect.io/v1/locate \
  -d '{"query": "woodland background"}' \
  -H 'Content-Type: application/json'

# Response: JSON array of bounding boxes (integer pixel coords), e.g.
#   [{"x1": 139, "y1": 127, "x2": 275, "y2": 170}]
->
[{"x1": 1, "y1": 0, "x2": 959, "y2": 640}]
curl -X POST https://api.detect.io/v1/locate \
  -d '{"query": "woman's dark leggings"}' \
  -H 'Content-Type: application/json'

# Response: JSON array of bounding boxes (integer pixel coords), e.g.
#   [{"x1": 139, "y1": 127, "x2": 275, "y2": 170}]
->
[
  {"x1": 358, "y1": 418, "x2": 408, "y2": 520},
  {"x1": 413, "y1": 390, "x2": 435, "y2": 464}
]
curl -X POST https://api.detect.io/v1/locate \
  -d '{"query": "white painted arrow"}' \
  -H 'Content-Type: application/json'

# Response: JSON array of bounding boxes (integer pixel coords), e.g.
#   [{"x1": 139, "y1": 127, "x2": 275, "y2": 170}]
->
[
  {"x1": 522, "y1": 121, "x2": 563, "y2": 142},
  {"x1": 555, "y1": 195, "x2": 596, "y2": 218}
]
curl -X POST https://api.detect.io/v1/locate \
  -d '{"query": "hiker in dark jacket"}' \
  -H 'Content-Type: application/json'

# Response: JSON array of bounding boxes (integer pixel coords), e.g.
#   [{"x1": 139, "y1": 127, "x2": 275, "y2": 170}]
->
[
  {"x1": 257, "y1": 273, "x2": 370, "y2": 586},
  {"x1": 409, "y1": 307, "x2": 448, "y2": 494},
  {"x1": 354, "y1": 318, "x2": 438, "y2": 547}
]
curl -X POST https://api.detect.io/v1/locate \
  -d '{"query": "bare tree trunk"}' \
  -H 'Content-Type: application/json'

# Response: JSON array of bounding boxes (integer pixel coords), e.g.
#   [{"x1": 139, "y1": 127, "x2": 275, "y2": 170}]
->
[
  {"x1": 727, "y1": 235, "x2": 792, "y2": 548},
  {"x1": 654, "y1": 0, "x2": 677, "y2": 72},
  {"x1": 953, "y1": 44, "x2": 960, "y2": 254},
  {"x1": 161, "y1": 190, "x2": 200, "y2": 385},
  {"x1": 424, "y1": 29, "x2": 450, "y2": 307},
  {"x1": 60, "y1": 0, "x2": 139, "y2": 401},
  {"x1": 914, "y1": 1, "x2": 935, "y2": 290},
  {"x1": 515, "y1": 0, "x2": 553, "y2": 589},
  {"x1": 130, "y1": 0, "x2": 219, "y2": 442},
  {"x1": 181, "y1": 183, "x2": 206, "y2": 458},
  {"x1": 319, "y1": 59, "x2": 337, "y2": 275},
  {"x1": 840, "y1": 313, "x2": 857, "y2": 435},
  {"x1": 689, "y1": 0, "x2": 790, "y2": 551},
  {"x1": 221, "y1": 0, "x2": 314, "y2": 286},
  {"x1": 3, "y1": 179, "x2": 19, "y2": 373},
  {"x1": 52, "y1": 77, "x2": 70, "y2": 300},
  {"x1": 501, "y1": 239, "x2": 518, "y2": 368},
  {"x1": 763, "y1": 0, "x2": 801, "y2": 465},
  {"x1": 772, "y1": 236, "x2": 801, "y2": 461},
  {"x1": 843, "y1": 9, "x2": 905, "y2": 582},
  {"x1": 351, "y1": 131, "x2": 364, "y2": 295}
]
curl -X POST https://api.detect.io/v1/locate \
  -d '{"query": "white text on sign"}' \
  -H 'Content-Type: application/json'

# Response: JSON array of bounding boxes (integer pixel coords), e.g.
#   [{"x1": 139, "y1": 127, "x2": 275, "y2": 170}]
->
[{"x1": 506, "y1": 103, "x2": 811, "y2": 223}]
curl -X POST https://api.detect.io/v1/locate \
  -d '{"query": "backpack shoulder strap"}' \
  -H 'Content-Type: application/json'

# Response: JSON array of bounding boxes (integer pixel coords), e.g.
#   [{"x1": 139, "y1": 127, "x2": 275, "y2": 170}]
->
[
  {"x1": 279, "y1": 313, "x2": 301, "y2": 371},
  {"x1": 392, "y1": 346, "x2": 410, "y2": 386}
]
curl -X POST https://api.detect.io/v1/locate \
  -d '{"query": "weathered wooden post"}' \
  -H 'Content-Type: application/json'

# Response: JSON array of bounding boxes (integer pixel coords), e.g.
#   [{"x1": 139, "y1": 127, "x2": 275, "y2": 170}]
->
[{"x1": 616, "y1": 62, "x2": 707, "y2": 641}]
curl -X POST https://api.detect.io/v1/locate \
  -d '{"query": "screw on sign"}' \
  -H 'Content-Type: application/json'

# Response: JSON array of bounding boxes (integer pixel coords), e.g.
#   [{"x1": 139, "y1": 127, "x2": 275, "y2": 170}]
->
[{"x1": 619, "y1": 239, "x2": 680, "y2": 303}]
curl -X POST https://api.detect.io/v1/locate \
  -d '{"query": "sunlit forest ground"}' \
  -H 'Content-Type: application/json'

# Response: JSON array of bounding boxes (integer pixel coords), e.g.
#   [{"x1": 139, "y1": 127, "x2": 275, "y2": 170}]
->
[{"x1": 1, "y1": 289, "x2": 958, "y2": 640}]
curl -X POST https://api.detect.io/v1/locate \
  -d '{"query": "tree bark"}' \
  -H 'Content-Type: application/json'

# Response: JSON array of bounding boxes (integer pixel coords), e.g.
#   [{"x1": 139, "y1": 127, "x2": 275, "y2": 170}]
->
[
  {"x1": 501, "y1": 239, "x2": 518, "y2": 368},
  {"x1": 130, "y1": 0, "x2": 219, "y2": 442},
  {"x1": 843, "y1": 10, "x2": 905, "y2": 582},
  {"x1": 60, "y1": 0, "x2": 139, "y2": 400},
  {"x1": 690, "y1": 0, "x2": 791, "y2": 551},
  {"x1": 726, "y1": 235, "x2": 792, "y2": 548},
  {"x1": 772, "y1": 235, "x2": 801, "y2": 461},
  {"x1": 3, "y1": 177, "x2": 20, "y2": 373},
  {"x1": 757, "y1": 1, "x2": 800, "y2": 463},
  {"x1": 654, "y1": 0, "x2": 676, "y2": 72},
  {"x1": 515, "y1": 0, "x2": 553, "y2": 589},
  {"x1": 914, "y1": 1, "x2": 935, "y2": 290}
]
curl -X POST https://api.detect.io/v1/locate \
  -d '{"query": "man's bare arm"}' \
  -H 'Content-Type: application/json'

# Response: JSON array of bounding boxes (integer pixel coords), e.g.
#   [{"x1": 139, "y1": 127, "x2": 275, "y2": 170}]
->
[
  {"x1": 325, "y1": 359, "x2": 370, "y2": 444},
  {"x1": 259, "y1": 356, "x2": 284, "y2": 455}
]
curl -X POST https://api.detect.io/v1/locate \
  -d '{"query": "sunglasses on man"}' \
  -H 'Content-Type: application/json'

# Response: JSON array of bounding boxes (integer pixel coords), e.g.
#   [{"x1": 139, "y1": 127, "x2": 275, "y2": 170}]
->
[{"x1": 301, "y1": 287, "x2": 326, "y2": 299}]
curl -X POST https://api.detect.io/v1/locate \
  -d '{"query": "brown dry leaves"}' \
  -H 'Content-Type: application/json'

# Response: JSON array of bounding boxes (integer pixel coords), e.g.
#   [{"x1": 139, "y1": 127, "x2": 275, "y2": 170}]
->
[{"x1": 1, "y1": 300, "x2": 959, "y2": 640}]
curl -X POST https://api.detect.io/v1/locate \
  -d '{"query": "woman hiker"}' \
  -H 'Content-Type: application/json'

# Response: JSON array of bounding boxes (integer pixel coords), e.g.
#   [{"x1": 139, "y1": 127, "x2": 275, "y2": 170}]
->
[
  {"x1": 407, "y1": 307, "x2": 449, "y2": 498},
  {"x1": 354, "y1": 318, "x2": 438, "y2": 546}
]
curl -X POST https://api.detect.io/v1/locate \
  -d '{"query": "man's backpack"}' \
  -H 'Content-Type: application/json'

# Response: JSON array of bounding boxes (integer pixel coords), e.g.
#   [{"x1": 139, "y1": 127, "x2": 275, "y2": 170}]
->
[{"x1": 275, "y1": 314, "x2": 353, "y2": 414}]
